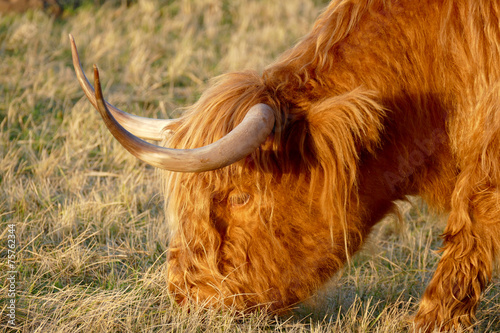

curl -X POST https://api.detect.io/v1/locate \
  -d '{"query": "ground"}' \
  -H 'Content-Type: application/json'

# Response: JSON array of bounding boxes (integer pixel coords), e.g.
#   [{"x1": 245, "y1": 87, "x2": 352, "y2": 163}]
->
[{"x1": 0, "y1": 1, "x2": 499, "y2": 331}]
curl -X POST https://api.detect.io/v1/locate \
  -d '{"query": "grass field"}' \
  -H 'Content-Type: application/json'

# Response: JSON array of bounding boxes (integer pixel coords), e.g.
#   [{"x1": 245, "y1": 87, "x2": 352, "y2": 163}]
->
[{"x1": 0, "y1": 1, "x2": 499, "y2": 332}]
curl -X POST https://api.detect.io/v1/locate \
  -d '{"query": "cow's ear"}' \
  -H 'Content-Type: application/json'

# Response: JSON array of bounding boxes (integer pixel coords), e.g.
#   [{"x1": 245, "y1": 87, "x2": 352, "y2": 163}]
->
[
  {"x1": 302, "y1": 88, "x2": 386, "y2": 243},
  {"x1": 306, "y1": 87, "x2": 385, "y2": 160}
]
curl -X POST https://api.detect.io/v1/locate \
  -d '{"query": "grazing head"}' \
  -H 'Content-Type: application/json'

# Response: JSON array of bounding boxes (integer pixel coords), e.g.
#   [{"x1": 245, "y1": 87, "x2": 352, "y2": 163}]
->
[{"x1": 162, "y1": 71, "x2": 385, "y2": 310}]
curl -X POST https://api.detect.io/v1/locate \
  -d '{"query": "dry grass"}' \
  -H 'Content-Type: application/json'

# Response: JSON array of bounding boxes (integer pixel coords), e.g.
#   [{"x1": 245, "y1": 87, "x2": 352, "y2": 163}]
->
[{"x1": 0, "y1": 1, "x2": 499, "y2": 332}]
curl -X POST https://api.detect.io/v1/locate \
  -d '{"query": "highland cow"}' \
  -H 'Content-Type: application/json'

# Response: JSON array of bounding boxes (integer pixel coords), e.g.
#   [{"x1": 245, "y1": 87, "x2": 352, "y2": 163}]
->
[{"x1": 69, "y1": 0, "x2": 500, "y2": 331}]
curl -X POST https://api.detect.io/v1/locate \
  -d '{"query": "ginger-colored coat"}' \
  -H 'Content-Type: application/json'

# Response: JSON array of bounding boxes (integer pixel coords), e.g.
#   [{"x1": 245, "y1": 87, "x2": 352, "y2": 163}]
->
[{"x1": 80, "y1": 0, "x2": 500, "y2": 331}]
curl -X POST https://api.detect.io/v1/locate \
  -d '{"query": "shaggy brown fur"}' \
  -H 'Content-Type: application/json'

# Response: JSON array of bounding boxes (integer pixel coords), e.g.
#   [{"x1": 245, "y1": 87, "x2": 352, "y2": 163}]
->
[{"x1": 162, "y1": 0, "x2": 500, "y2": 331}]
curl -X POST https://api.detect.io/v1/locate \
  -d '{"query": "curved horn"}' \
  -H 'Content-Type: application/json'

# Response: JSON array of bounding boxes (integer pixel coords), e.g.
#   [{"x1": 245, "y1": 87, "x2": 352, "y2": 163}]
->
[
  {"x1": 93, "y1": 65, "x2": 275, "y2": 172},
  {"x1": 69, "y1": 34, "x2": 173, "y2": 141}
]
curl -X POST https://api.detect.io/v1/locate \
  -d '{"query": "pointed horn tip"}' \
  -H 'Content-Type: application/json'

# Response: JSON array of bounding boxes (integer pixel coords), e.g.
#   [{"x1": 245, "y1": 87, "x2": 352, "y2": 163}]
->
[
  {"x1": 93, "y1": 65, "x2": 103, "y2": 100},
  {"x1": 93, "y1": 64, "x2": 101, "y2": 82},
  {"x1": 69, "y1": 34, "x2": 77, "y2": 49},
  {"x1": 69, "y1": 34, "x2": 78, "y2": 57}
]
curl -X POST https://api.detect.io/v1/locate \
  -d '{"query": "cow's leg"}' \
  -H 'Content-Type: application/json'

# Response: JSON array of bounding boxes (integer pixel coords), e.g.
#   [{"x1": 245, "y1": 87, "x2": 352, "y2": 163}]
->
[{"x1": 414, "y1": 178, "x2": 500, "y2": 332}]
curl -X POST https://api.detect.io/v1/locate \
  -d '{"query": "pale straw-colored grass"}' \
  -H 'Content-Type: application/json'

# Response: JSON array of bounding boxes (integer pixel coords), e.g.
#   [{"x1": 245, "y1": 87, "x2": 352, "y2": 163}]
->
[{"x1": 1, "y1": 1, "x2": 499, "y2": 332}]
